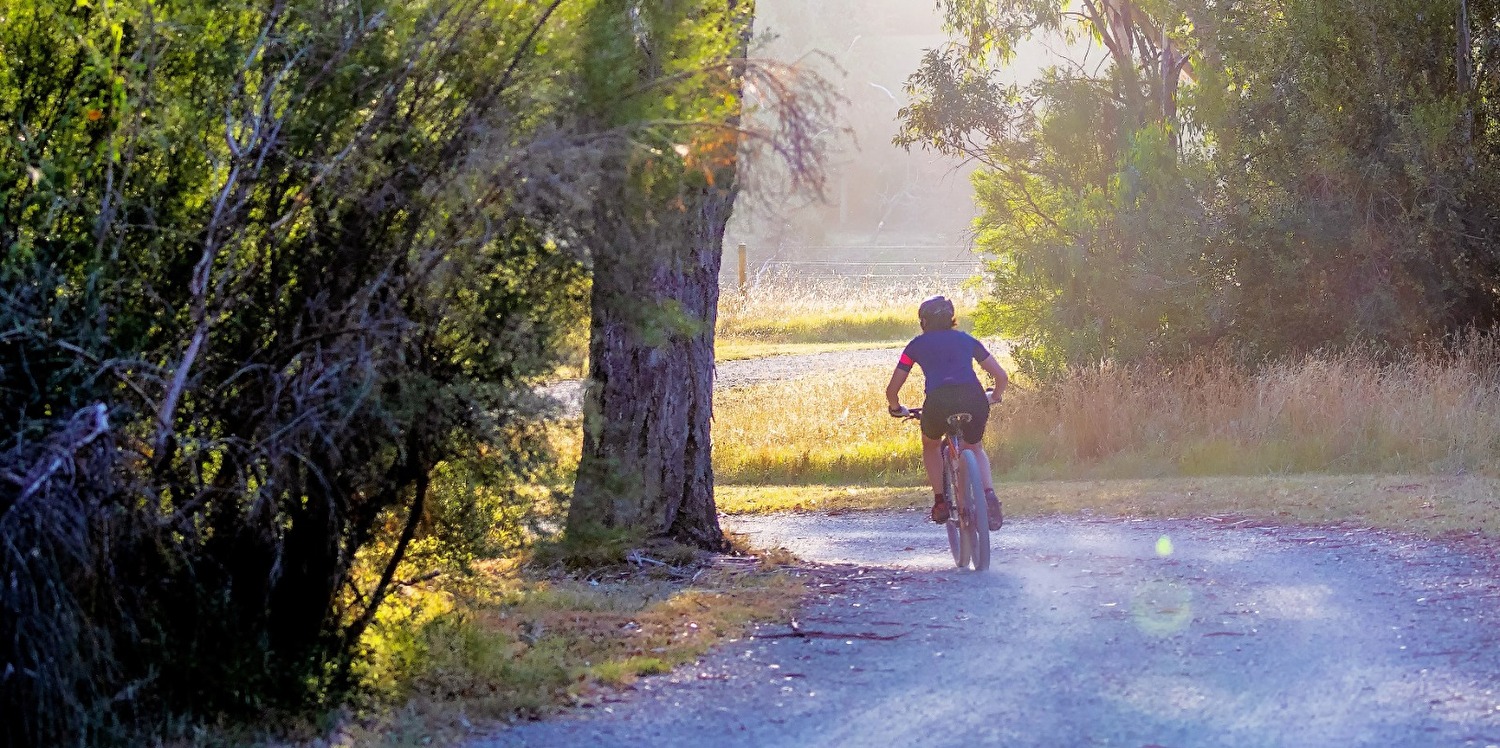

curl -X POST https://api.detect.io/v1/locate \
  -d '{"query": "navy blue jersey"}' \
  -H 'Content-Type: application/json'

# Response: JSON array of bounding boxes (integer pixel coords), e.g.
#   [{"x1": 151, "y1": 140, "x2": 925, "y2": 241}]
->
[{"x1": 897, "y1": 329, "x2": 992, "y2": 393}]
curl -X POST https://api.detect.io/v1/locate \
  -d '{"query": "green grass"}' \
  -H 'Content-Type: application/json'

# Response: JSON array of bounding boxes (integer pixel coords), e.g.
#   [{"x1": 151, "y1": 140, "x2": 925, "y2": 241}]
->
[
  {"x1": 713, "y1": 368, "x2": 922, "y2": 485},
  {"x1": 717, "y1": 484, "x2": 924, "y2": 514},
  {"x1": 715, "y1": 280, "x2": 980, "y2": 356},
  {"x1": 716, "y1": 340, "x2": 901, "y2": 362},
  {"x1": 337, "y1": 558, "x2": 804, "y2": 746},
  {"x1": 719, "y1": 309, "x2": 928, "y2": 346}
]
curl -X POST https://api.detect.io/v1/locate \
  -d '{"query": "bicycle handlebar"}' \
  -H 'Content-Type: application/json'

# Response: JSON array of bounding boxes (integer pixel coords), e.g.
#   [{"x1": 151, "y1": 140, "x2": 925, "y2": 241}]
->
[{"x1": 891, "y1": 388, "x2": 998, "y2": 420}]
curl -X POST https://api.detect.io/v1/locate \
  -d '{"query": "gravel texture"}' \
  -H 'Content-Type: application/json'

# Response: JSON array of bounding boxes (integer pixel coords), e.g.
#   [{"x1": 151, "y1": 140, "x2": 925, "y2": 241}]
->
[
  {"x1": 538, "y1": 347, "x2": 900, "y2": 418},
  {"x1": 475, "y1": 511, "x2": 1500, "y2": 748}
]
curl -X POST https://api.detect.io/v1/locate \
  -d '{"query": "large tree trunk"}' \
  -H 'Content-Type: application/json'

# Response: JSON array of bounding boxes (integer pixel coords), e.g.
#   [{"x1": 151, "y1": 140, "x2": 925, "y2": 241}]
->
[
  {"x1": 568, "y1": 0, "x2": 750, "y2": 551},
  {"x1": 569, "y1": 183, "x2": 736, "y2": 550}
]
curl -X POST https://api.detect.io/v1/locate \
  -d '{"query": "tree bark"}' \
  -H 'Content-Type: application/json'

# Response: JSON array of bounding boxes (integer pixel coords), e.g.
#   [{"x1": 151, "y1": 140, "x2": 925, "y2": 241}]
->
[
  {"x1": 568, "y1": 0, "x2": 751, "y2": 551},
  {"x1": 570, "y1": 181, "x2": 736, "y2": 551}
]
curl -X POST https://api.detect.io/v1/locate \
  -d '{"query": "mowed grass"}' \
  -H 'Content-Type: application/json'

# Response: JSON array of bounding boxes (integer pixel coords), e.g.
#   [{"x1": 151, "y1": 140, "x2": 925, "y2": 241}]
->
[
  {"x1": 714, "y1": 342, "x2": 1500, "y2": 538},
  {"x1": 715, "y1": 339, "x2": 901, "y2": 362},
  {"x1": 554, "y1": 280, "x2": 970, "y2": 373},
  {"x1": 716, "y1": 279, "x2": 976, "y2": 351}
]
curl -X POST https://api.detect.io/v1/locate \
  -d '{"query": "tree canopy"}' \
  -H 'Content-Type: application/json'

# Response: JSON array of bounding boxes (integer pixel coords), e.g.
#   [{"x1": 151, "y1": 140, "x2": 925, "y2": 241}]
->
[
  {"x1": 902, "y1": 0, "x2": 1500, "y2": 376},
  {"x1": 0, "y1": 1, "x2": 788, "y2": 743}
]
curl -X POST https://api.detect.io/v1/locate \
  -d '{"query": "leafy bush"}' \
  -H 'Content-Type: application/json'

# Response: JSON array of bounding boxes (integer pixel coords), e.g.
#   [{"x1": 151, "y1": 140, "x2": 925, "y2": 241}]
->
[
  {"x1": 0, "y1": 1, "x2": 595, "y2": 743},
  {"x1": 904, "y1": 0, "x2": 1500, "y2": 376}
]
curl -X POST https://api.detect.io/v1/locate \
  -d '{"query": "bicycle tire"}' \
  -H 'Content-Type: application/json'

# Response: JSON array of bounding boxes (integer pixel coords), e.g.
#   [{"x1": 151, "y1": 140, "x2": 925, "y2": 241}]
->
[
  {"x1": 943, "y1": 460, "x2": 966, "y2": 568},
  {"x1": 961, "y1": 450, "x2": 991, "y2": 571},
  {"x1": 954, "y1": 453, "x2": 975, "y2": 569}
]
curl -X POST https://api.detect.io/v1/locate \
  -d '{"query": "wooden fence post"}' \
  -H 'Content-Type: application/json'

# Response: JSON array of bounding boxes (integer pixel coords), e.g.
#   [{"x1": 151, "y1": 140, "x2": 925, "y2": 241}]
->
[{"x1": 737, "y1": 243, "x2": 747, "y2": 293}]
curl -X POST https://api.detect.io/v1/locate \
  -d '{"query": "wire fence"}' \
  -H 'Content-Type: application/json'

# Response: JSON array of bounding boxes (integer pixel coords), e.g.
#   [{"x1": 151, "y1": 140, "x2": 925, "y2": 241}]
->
[
  {"x1": 721, "y1": 245, "x2": 987, "y2": 286},
  {"x1": 748, "y1": 260, "x2": 981, "y2": 281}
]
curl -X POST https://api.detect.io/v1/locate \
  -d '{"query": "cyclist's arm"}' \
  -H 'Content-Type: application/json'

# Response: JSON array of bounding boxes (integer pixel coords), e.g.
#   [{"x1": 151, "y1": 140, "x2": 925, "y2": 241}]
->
[
  {"x1": 888, "y1": 346, "x2": 918, "y2": 411},
  {"x1": 978, "y1": 355, "x2": 1009, "y2": 400},
  {"x1": 885, "y1": 367, "x2": 909, "y2": 411}
]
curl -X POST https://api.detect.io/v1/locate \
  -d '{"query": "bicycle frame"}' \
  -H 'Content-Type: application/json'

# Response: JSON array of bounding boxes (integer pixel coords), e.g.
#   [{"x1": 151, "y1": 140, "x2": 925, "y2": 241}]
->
[
  {"x1": 894, "y1": 406, "x2": 991, "y2": 570},
  {"x1": 941, "y1": 419, "x2": 973, "y2": 516}
]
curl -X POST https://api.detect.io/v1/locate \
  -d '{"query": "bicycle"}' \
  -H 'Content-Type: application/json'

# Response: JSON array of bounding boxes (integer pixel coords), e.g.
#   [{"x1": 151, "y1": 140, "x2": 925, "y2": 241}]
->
[{"x1": 893, "y1": 401, "x2": 991, "y2": 571}]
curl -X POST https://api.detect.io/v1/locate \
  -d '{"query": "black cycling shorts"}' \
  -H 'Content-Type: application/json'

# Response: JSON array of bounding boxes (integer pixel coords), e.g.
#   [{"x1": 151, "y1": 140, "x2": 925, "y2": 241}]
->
[{"x1": 920, "y1": 385, "x2": 990, "y2": 444}]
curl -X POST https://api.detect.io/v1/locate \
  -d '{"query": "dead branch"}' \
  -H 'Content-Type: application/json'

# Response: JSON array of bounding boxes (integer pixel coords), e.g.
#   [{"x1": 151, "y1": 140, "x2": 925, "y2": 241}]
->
[{"x1": 11, "y1": 404, "x2": 109, "y2": 504}]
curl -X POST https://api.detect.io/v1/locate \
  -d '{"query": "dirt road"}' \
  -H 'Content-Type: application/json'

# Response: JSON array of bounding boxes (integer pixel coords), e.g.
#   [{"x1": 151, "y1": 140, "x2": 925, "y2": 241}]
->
[{"x1": 477, "y1": 511, "x2": 1500, "y2": 747}]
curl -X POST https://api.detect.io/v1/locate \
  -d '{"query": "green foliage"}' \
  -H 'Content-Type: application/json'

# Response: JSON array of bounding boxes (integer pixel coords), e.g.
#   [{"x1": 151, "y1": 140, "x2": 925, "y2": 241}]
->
[
  {"x1": 0, "y1": 0, "x2": 617, "y2": 743},
  {"x1": 904, "y1": 0, "x2": 1500, "y2": 377},
  {"x1": 0, "y1": 0, "x2": 775, "y2": 742}
]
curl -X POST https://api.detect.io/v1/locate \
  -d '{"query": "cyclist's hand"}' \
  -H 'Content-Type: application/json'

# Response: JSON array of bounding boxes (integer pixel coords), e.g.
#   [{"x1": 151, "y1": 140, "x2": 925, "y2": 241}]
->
[
  {"x1": 987, "y1": 389, "x2": 1003, "y2": 405},
  {"x1": 888, "y1": 404, "x2": 909, "y2": 418}
]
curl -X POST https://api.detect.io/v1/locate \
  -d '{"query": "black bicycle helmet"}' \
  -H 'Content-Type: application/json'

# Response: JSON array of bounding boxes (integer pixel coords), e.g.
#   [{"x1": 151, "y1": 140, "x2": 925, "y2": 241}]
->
[{"x1": 918, "y1": 295, "x2": 956, "y2": 328}]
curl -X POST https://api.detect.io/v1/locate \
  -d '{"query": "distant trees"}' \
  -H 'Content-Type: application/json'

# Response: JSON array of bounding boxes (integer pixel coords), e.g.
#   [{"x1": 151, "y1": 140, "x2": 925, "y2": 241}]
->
[{"x1": 901, "y1": 0, "x2": 1500, "y2": 375}]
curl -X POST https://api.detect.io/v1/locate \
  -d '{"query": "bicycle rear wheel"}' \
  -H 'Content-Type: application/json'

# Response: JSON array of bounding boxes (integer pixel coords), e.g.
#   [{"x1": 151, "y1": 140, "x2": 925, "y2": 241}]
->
[
  {"x1": 943, "y1": 461, "x2": 966, "y2": 568},
  {"x1": 961, "y1": 450, "x2": 991, "y2": 571}
]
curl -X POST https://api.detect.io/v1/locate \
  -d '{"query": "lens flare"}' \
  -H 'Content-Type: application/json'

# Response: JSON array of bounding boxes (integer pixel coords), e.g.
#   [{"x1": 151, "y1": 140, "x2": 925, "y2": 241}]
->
[
  {"x1": 1155, "y1": 535, "x2": 1174, "y2": 557},
  {"x1": 1131, "y1": 580, "x2": 1193, "y2": 636}
]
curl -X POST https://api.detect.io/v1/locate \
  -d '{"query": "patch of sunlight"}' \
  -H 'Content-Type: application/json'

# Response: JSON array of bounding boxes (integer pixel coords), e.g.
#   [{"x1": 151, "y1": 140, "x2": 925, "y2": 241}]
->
[
  {"x1": 716, "y1": 340, "x2": 902, "y2": 362},
  {"x1": 1246, "y1": 584, "x2": 1337, "y2": 621},
  {"x1": 1111, "y1": 675, "x2": 1234, "y2": 719}
]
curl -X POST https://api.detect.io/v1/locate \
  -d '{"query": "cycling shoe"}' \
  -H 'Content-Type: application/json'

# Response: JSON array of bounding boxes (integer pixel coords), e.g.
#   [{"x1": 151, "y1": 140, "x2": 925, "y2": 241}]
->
[
  {"x1": 986, "y1": 493, "x2": 1004, "y2": 531},
  {"x1": 931, "y1": 498, "x2": 951, "y2": 524}
]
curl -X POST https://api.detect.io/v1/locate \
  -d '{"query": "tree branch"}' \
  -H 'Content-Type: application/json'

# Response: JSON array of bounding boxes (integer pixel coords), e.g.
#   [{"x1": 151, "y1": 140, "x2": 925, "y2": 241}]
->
[{"x1": 497, "y1": 0, "x2": 567, "y2": 96}]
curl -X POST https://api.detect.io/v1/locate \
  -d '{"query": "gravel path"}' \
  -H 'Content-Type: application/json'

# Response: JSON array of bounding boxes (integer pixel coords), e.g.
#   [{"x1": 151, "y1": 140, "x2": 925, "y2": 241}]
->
[
  {"x1": 476, "y1": 511, "x2": 1500, "y2": 747},
  {"x1": 539, "y1": 347, "x2": 899, "y2": 418}
]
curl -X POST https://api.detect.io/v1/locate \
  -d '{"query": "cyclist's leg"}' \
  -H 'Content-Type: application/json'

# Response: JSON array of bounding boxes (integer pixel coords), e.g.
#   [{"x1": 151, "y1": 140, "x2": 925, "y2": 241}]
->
[
  {"x1": 919, "y1": 395, "x2": 952, "y2": 522},
  {"x1": 958, "y1": 389, "x2": 1003, "y2": 529},
  {"x1": 922, "y1": 435, "x2": 944, "y2": 494},
  {"x1": 962, "y1": 442, "x2": 996, "y2": 493}
]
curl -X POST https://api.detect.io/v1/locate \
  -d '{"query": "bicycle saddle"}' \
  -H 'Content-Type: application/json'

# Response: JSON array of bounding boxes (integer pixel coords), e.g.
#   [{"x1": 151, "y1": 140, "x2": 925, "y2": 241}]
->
[{"x1": 947, "y1": 413, "x2": 973, "y2": 425}]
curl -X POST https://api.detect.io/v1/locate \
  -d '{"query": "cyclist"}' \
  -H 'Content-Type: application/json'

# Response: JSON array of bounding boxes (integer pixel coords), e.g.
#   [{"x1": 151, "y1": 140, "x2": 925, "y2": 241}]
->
[{"x1": 885, "y1": 295, "x2": 1008, "y2": 530}]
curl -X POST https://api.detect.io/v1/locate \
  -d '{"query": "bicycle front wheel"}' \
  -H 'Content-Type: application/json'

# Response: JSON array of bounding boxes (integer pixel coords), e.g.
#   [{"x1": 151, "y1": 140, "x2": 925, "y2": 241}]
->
[{"x1": 960, "y1": 450, "x2": 991, "y2": 571}]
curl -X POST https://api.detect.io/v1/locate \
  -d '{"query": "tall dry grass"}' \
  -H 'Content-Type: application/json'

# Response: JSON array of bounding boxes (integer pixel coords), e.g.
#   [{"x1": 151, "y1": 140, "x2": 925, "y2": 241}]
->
[
  {"x1": 714, "y1": 341, "x2": 1500, "y2": 485},
  {"x1": 714, "y1": 366, "x2": 929, "y2": 485},
  {"x1": 999, "y1": 346, "x2": 1500, "y2": 479}
]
